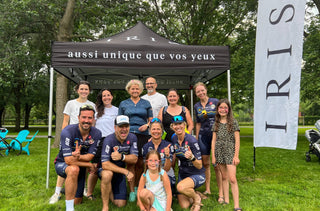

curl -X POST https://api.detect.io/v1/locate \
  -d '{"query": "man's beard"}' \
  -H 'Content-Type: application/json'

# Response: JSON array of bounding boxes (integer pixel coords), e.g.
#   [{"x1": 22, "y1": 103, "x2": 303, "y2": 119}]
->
[{"x1": 147, "y1": 89, "x2": 154, "y2": 94}]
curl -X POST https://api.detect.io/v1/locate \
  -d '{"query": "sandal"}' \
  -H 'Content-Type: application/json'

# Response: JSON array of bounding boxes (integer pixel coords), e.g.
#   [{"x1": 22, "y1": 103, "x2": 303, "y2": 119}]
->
[
  {"x1": 87, "y1": 195, "x2": 95, "y2": 200},
  {"x1": 218, "y1": 196, "x2": 224, "y2": 204},
  {"x1": 234, "y1": 208, "x2": 242, "y2": 211},
  {"x1": 203, "y1": 191, "x2": 211, "y2": 195},
  {"x1": 196, "y1": 191, "x2": 208, "y2": 200},
  {"x1": 191, "y1": 202, "x2": 202, "y2": 211},
  {"x1": 191, "y1": 193, "x2": 203, "y2": 211}
]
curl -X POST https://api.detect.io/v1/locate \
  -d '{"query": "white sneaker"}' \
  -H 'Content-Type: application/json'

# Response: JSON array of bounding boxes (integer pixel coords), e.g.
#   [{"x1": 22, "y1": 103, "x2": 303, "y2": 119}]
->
[
  {"x1": 49, "y1": 193, "x2": 61, "y2": 204},
  {"x1": 83, "y1": 188, "x2": 87, "y2": 197}
]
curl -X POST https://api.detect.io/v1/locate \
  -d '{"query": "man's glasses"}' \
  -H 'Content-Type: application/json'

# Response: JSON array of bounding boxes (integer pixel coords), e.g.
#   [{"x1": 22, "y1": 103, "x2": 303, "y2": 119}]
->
[{"x1": 146, "y1": 83, "x2": 155, "y2": 85}]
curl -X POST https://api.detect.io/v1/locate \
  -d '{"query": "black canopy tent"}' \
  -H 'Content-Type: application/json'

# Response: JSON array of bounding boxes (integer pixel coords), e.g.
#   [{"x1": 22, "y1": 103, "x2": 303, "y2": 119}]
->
[
  {"x1": 51, "y1": 22, "x2": 230, "y2": 89},
  {"x1": 46, "y1": 22, "x2": 230, "y2": 187}
]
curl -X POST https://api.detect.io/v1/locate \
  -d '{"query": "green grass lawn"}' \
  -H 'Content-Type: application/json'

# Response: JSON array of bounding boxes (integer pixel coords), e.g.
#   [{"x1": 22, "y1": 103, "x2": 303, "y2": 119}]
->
[{"x1": 1, "y1": 126, "x2": 320, "y2": 210}]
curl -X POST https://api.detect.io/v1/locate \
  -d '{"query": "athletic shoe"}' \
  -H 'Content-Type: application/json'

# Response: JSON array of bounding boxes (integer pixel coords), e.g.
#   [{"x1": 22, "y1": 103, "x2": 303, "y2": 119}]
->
[
  {"x1": 128, "y1": 191, "x2": 136, "y2": 202},
  {"x1": 49, "y1": 193, "x2": 61, "y2": 204},
  {"x1": 83, "y1": 188, "x2": 87, "y2": 197}
]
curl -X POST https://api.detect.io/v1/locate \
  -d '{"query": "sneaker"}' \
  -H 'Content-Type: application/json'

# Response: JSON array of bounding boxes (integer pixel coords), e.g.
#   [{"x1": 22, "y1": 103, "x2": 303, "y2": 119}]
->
[
  {"x1": 49, "y1": 193, "x2": 61, "y2": 204},
  {"x1": 83, "y1": 188, "x2": 87, "y2": 197},
  {"x1": 134, "y1": 186, "x2": 138, "y2": 194},
  {"x1": 128, "y1": 191, "x2": 136, "y2": 202}
]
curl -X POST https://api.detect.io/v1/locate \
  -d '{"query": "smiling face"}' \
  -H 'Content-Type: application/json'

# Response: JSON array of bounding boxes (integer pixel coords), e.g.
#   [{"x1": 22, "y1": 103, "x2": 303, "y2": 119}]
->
[
  {"x1": 171, "y1": 121, "x2": 186, "y2": 136},
  {"x1": 167, "y1": 90, "x2": 179, "y2": 105},
  {"x1": 129, "y1": 84, "x2": 141, "y2": 98},
  {"x1": 114, "y1": 124, "x2": 130, "y2": 142},
  {"x1": 195, "y1": 85, "x2": 207, "y2": 100},
  {"x1": 218, "y1": 102, "x2": 229, "y2": 118},
  {"x1": 145, "y1": 77, "x2": 157, "y2": 94},
  {"x1": 77, "y1": 84, "x2": 90, "y2": 99},
  {"x1": 146, "y1": 153, "x2": 160, "y2": 171},
  {"x1": 78, "y1": 110, "x2": 94, "y2": 131},
  {"x1": 101, "y1": 90, "x2": 113, "y2": 107},
  {"x1": 150, "y1": 122, "x2": 163, "y2": 140}
]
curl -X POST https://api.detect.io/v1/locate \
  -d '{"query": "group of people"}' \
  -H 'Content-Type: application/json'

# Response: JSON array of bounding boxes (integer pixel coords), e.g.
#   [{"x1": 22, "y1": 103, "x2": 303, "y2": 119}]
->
[{"x1": 49, "y1": 77, "x2": 242, "y2": 211}]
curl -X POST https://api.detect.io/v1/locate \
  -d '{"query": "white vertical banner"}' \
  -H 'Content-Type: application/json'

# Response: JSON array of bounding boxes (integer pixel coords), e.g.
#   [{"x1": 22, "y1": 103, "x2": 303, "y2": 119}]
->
[{"x1": 254, "y1": 0, "x2": 306, "y2": 149}]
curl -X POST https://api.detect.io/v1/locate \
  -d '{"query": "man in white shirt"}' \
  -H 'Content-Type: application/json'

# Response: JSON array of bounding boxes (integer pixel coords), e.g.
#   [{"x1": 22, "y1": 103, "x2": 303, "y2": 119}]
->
[{"x1": 142, "y1": 77, "x2": 168, "y2": 118}]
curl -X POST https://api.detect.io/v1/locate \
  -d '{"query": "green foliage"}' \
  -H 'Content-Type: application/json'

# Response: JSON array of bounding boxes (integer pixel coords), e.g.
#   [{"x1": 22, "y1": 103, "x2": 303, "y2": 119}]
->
[
  {"x1": 301, "y1": 15, "x2": 320, "y2": 115},
  {"x1": 1, "y1": 127, "x2": 320, "y2": 210}
]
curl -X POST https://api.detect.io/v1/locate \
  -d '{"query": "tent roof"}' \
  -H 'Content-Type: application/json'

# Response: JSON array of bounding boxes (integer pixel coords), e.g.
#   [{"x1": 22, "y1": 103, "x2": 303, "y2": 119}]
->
[{"x1": 51, "y1": 22, "x2": 230, "y2": 89}]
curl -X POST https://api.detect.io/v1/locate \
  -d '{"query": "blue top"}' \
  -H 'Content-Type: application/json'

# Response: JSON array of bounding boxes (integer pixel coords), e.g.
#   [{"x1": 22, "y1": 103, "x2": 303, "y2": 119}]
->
[
  {"x1": 142, "y1": 140, "x2": 174, "y2": 166},
  {"x1": 55, "y1": 124, "x2": 102, "y2": 163},
  {"x1": 172, "y1": 133, "x2": 205, "y2": 177},
  {"x1": 118, "y1": 98, "x2": 153, "y2": 135},
  {"x1": 101, "y1": 133, "x2": 138, "y2": 168},
  {"x1": 194, "y1": 98, "x2": 219, "y2": 135}
]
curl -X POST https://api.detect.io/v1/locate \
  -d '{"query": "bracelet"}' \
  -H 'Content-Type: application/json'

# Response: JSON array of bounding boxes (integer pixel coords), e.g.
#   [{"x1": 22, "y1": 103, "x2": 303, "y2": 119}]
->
[
  {"x1": 122, "y1": 154, "x2": 126, "y2": 161},
  {"x1": 126, "y1": 170, "x2": 130, "y2": 177}
]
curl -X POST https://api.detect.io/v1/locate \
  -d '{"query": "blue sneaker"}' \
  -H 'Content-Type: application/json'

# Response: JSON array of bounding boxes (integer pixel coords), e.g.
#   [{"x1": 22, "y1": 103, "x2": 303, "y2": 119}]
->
[
  {"x1": 129, "y1": 191, "x2": 136, "y2": 202},
  {"x1": 134, "y1": 187, "x2": 138, "y2": 194}
]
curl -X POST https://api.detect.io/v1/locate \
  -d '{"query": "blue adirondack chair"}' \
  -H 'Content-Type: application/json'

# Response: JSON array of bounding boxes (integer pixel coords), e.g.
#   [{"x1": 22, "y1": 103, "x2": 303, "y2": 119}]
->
[
  {"x1": 0, "y1": 128, "x2": 9, "y2": 156},
  {"x1": 10, "y1": 130, "x2": 39, "y2": 155},
  {"x1": 0, "y1": 128, "x2": 8, "y2": 139},
  {"x1": 6, "y1": 130, "x2": 30, "y2": 156}
]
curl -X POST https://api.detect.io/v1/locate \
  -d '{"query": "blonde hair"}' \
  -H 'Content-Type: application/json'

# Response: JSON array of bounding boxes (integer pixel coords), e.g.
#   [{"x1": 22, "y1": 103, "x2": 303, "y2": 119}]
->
[
  {"x1": 193, "y1": 82, "x2": 207, "y2": 92},
  {"x1": 125, "y1": 79, "x2": 144, "y2": 93}
]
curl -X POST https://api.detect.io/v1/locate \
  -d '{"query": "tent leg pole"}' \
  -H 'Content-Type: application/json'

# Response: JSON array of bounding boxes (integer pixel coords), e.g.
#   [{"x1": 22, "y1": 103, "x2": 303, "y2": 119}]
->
[
  {"x1": 227, "y1": 69, "x2": 231, "y2": 103},
  {"x1": 46, "y1": 67, "x2": 54, "y2": 189},
  {"x1": 253, "y1": 146, "x2": 256, "y2": 171}
]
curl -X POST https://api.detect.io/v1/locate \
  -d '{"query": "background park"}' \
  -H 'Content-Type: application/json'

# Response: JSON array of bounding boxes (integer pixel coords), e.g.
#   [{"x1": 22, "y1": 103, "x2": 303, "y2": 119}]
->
[{"x1": 0, "y1": 0, "x2": 320, "y2": 210}]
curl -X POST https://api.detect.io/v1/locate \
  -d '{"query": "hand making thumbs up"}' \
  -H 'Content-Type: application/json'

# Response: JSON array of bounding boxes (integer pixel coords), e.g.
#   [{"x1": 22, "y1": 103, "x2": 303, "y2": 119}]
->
[
  {"x1": 111, "y1": 146, "x2": 122, "y2": 161},
  {"x1": 164, "y1": 144, "x2": 171, "y2": 158},
  {"x1": 184, "y1": 146, "x2": 194, "y2": 160}
]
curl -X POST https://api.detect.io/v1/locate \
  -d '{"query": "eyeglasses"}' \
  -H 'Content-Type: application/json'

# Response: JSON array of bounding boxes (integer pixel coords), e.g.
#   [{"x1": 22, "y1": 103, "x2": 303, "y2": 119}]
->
[
  {"x1": 147, "y1": 159, "x2": 160, "y2": 163},
  {"x1": 150, "y1": 118, "x2": 161, "y2": 123},
  {"x1": 145, "y1": 83, "x2": 155, "y2": 85}
]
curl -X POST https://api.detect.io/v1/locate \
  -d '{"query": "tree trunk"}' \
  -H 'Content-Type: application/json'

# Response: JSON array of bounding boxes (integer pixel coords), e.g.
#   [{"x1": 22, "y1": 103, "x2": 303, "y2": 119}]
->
[
  {"x1": 24, "y1": 103, "x2": 32, "y2": 129},
  {"x1": 52, "y1": 0, "x2": 75, "y2": 148},
  {"x1": 0, "y1": 107, "x2": 4, "y2": 127},
  {"x1": 14, "y1": 101, "x2": 21, "y2": 132}
]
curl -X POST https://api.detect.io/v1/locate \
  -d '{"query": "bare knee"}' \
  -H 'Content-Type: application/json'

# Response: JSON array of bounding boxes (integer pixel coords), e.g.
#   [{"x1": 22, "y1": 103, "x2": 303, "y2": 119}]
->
[
  {"x1": 177, "y1": 182, "x2": 185, "y2": 193},
  {"x1": 229, "y1": 176, "x2": 237, "y2": 185},
  {"x1": 139, "y1": 188, "x2": 152, "y2": 199},
  {"x1": 101, "y1": 170, "x2": 113, "y2": 183},
  {"x1": 114, "y1": 200, "x2": 126, "y2": 207},
  {"x1": 66, "y1": 165, "x2": 80, "y2": 177}
]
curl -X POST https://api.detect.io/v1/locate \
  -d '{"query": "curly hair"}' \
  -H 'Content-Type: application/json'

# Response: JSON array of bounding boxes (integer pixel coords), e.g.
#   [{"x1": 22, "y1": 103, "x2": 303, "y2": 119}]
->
[{"x1": 125, "y1": 79, "x2": 144, "y2": 93}]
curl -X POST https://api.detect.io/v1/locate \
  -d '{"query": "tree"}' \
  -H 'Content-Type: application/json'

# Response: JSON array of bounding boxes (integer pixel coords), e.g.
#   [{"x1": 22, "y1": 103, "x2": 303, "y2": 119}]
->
[{"x1": 0, "y1": 0, "x2": 61, "y2": 130}]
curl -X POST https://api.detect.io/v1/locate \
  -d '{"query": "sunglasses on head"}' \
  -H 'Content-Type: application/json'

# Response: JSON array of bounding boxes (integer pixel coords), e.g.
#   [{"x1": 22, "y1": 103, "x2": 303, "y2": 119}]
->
[
  {"x1": 150, "y1": 118, "x2": 161, "y2": 123},
  {"x1": 172, "y1": 115, "x2": 184, "y2": 123},
  {"x1": 79, "y1": 105, "x2": 95, "y2": 114}
]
